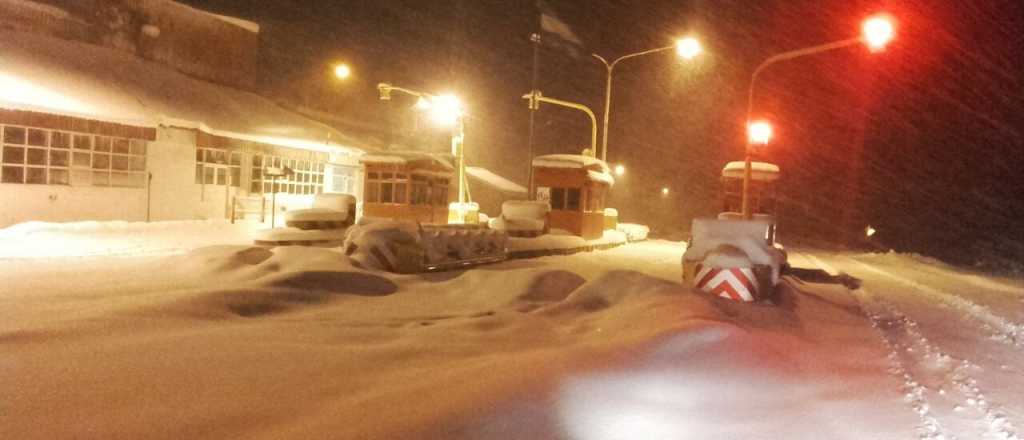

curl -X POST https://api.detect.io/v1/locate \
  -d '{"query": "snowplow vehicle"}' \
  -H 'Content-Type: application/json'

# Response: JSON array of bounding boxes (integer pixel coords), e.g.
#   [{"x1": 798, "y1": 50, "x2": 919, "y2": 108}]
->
[{"x1": 682, "y1": 161, "x2": 787, "y2": 302}]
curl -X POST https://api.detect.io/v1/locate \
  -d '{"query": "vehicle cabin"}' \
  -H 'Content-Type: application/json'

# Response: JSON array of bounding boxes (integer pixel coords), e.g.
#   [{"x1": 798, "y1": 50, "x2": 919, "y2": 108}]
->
[
  {"x1": 531, "y1": 154, "x2": 614, "y2": 240},
  {"x1": 359, "y1": 152, "x2": 455, "y2": 224},
  {"x1": 720, "y1": 161, "x2": 779, "y2": 217}
]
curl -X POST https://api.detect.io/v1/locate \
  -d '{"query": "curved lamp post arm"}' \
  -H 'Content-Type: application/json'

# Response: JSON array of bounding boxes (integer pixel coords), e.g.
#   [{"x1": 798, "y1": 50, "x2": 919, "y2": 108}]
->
[
  {"x1": 592, "y1": 44, "x2": 676, "y2": 162},
  {"x1": 745, "y1": 37, "x2": 860, "y2": 125},
  {"x1": 523, "y1": 91, "x2": 598, "y2": 156},
  {"x1": 740, "y1": 36, "x2": 861, "y2": 220}
]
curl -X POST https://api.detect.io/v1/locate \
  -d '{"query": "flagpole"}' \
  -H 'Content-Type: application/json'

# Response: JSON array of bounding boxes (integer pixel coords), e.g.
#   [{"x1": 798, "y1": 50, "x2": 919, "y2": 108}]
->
[{"x1": 527, "y1": 32, "x2": 541, "y2": 200}]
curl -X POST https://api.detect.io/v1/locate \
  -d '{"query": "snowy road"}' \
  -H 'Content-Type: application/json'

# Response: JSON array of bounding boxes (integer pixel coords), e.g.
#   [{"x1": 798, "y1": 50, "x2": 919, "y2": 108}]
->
[
  {"x1": 793, "y1": 250, "x2": 1024, "y2": 440},
  {"x1": 2, "y1": 231, "x2": 1023, "y2": 439}
]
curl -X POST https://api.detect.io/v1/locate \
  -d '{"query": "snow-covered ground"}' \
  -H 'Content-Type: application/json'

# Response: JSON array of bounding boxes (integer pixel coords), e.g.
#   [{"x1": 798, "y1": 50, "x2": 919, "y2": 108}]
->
[{"x1": 1, "y1": 221, "x2": 1023, "y2": 439}]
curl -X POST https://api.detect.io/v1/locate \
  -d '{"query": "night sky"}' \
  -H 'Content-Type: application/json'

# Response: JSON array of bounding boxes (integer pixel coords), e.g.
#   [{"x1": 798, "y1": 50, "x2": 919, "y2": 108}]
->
[{"x1": 182, "y1": 0, "x2": 1024, "y2": 270}]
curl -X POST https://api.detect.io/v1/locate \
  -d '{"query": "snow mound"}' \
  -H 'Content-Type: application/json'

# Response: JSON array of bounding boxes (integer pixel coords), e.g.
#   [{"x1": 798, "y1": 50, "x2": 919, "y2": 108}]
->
[{"x1": 616, "y1": 223, "x2": 649, "y2": 242}]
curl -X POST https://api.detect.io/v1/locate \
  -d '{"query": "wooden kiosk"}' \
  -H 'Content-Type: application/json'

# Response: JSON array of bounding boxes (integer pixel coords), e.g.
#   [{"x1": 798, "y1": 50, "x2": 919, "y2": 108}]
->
[
  {"x1": 359, "y1": 152, "x2": 455, "y2": 224},
  {"x1": 531, "y1": 154, "x2": 614, "y2": 240}
]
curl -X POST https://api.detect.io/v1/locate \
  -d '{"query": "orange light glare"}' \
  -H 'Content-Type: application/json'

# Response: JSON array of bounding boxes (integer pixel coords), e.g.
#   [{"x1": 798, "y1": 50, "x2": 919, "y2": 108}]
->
[
  {"x1": 675, "y1": 37, "x2": 702, "y2": 59},
  {"x1": 748, "y1": 120, "x2": 773, "y2": 145},
  {"x1": 862, "y1": 15, "x2": 895, "y2": 52}
]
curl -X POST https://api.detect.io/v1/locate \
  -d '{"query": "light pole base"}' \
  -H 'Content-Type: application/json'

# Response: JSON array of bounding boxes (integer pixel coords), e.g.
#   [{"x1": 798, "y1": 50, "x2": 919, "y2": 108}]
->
[{"x1": 448, "y1": 202, "x2": 480, "y2": 225}]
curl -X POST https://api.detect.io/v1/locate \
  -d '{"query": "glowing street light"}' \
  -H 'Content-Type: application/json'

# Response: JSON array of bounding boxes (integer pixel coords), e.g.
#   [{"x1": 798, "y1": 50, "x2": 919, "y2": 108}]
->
[
  {"x1": 614, "y1": 164, "x2": 626, "y2": 176},
  {"x1": 428, "y1": 94, "x2": 463, "y2": 127},
  {"x1": 675, "y1": 37, "x2": 702, "y2": 59},
  {"x1": 740, "y1": 13, "x2": 897, "y2": 219},
  {"x1": 333, "y1": 63, "x2": 352, "y2": 80},
  {"x1": 862, "y1": 15, "x2": 896, "y2": 52},
  {"x1": 748, "y1": 120, "x2": 773, "y2": 145},
  {"x1": 592, "y1": 35, "x2": 703, "y2": 161},
  {"x1": 661, "y1": 187, "x2": 670, "y2": 196}
]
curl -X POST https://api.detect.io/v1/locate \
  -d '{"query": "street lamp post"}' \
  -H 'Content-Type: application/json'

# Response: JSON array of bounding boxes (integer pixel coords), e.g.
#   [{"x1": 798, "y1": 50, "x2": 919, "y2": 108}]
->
[
  {"x1": 740, "y1": 14, "x2": 895, "y2": 219},
  {"x1": 377, "y1": 83, "x2": 471, "y2": 219},
  {"x1": 592, "y1": 37, "x2": 701, "y2": 162}
]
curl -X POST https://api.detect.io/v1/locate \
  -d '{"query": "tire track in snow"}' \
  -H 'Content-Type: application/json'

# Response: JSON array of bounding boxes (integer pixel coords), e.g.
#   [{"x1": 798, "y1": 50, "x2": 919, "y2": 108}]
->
[
  {"x1": 795, "y1": 252, "x2": 952, "y2": 439},
  {"x1": 842, "y1": 257, "x2": 1024, "y2": 349},
  {"x1": 853, "y1": 288, "x2": 956, "y2": 440},
  {"x1": 856, "y1": 290, "x2": 1020, "y2": 440}
]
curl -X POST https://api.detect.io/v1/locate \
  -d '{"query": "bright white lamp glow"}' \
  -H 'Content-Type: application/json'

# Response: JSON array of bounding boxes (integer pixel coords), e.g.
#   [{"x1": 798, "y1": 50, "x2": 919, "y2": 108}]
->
[
  {"x1": 661, "y1": 187, "x2": 670, "y2": 196},
  {"x1": 414, "y1": 96, "x2": 433, "y2": 111},
  {"x1": 862, "y1": 15, "x2": 895, "y2": 52},
  {"x1": 748, "y1": 120, "x2": 773, "y2": 145},
  {"x1": 675, "y1": 37, "x2": 702, "y2": 60},
  {"x1": 429, "y1": 94, "x2": 463, "y2": 126},
  {"x1": 334, "y1": 63, "x2": 352, "y2": 80},
  {"x1": 614, "y1": 164, "x2": 626, "y2": 176},
  {"x1": 865, "y1": 225, "x2": 877, "y2": 237},
  {"x1": 0, "y1": 73, "x2": 94, "y2": 115}
]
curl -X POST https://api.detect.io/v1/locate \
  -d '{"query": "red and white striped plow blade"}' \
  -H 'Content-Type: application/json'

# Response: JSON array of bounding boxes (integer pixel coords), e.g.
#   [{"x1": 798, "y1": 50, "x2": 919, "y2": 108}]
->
[{"x1": 693, "y1": 265, "x2": 757, "y2": 302}]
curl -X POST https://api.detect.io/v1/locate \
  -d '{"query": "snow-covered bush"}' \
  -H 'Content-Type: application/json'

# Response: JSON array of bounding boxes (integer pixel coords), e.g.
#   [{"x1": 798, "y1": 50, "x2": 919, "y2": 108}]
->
[{"x1": 616, "y1": 223, "x2": 649, "y2": 242}]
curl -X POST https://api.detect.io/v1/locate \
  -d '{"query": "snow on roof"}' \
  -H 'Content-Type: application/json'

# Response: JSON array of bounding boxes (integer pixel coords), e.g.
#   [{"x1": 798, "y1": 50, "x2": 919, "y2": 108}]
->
[
  {"x1": 587, "y1": 169, "x2": 615, "y2": 186},
  {"x1": 466, "y1": 166, "x2": 527, "y2": 195},
  {"x1": 359, "y1": 151, "x2": 455, "y2": 170},
  {"x1": 532, "y1": 154, "x2": 611, "y2": 175},
  {"x1": 1, "y1": 0, "x2": 72, "y2": 20},
  {"x1": 205, "y1": 12, "x2": 260, "y2": 33},
  {"x1": 722, "y1": 161, "x2": 780, "y2": 182},
  {"x1": 0, "y1": 29, "x2": 362, "y2": 154}
]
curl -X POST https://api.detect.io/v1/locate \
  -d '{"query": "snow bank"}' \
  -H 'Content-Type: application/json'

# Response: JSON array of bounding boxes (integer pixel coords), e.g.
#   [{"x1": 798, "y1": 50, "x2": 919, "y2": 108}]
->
[
  {"x1": 722, "y1": 161, "x2": 780, "y2": 181},
  {"x1": 0, "y1": 219, "x2": 257, "y2": 258},
  {"x1": 616, "y1": 222, "x2": 650, "y2": 242},
  {"x1": 508, "y1": 229, "x2": 627, "y2": 253}
]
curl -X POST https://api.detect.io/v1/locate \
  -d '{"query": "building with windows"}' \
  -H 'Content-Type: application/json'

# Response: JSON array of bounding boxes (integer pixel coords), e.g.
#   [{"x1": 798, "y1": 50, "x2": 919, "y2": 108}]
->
[
  {"x1": 359, "y1": 151, "x2": 454, "y2": 224},
  {"x1": 0, "y1": 8, "x2": 368, "y2": 227},
  {"x1": 531, "y1": 154, "x2": 614, "y2": 239}
]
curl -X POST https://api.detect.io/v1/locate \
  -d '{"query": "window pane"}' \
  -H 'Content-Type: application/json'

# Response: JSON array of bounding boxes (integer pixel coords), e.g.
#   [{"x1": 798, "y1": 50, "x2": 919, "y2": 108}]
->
[
  {"x1": 395, "y1": 183, "x2": 407, "y2": 204},
  {"x1": 264, "y1": 182, "x2": 272, "y2": 193},
  {"x1": 49, "y1": 169, "x2": 69, "y2": 185},
  {"x1": 92, "y1": 171, "x2": 109, "y2": 186},
  {"x1": 3, "y1": 146, "x2": 25, "y2": 164},
  {"x1": 251, "y1": 181, "x2": 261, "y2": 193},
  {"x1": 112, "y1": 155, "x2": 130, "y2": 171},
  {"x1": 27, "y1": 129, "x2": 48, "y2": 147},
  {"x1": 368, "y1": 172, "x2": 379, "y2": 180},
  {"x1": 3, "y1": 126, "x2": 26, "y2": 144},
  {"x1": 230, "y1": 168, "x2": 240, "y2": 187},
  {"x1": 551, "y1": 188, "x2": 566, "y2": 210},
  {"x1": 196, "y1": 148, "x2": 204, "y2": 162},
  {"x1": 130, "y1": 140, "x2": 146, "y2": 155},
  {"x1": 75, "y1": 134, "x2": 94, "y2": 151},
  {"x1": 382, "y1": 172, "x2": 394, "y2": 180},
  {"x1": 26, "y1": 148, "x2": 46, "y2": 165},
  {"x1": 50, "y1": 150, "x2": 69, "y2": 167},
  {"x1": 2, "y1": 166, "x2": 24, "y2": 183},
  {"x1": 93, "y1": 153, "x2": 110, "y2": 170},
  {"x1": 113, "y1": 138, "x2": 130, "y2": 154},
  {"x1": 381, "y1": 182, "x2": 393, "y2": 203},
  {"x1": 130, "y1": 156, "x2": 145, "y2": 171},
  {"x1": 73, "y1": 152, "x2": 91, "y2": 167},
  {"x1": 26, "y1": 167, "x2": 46, "y2": 184},
  {"x1": 567, "y1": 188, "x2": 581, "y2": 211},
  {"x1": 366, "y1": 182, "x2": 379, "y2": 203},
  {"x1": 203, "y1": 166, "x2": 215, "y2": 184},
  {"x1": 51, "y1": 132, "x2": 70, "y2": 149},
  {"x1": 230, "y1": 152, "x2": 241, "y2": 166},
  {"x1": 216, "y1": 168, "x2": 227, "y2": 186},
  {"x1": 95, "y1": 136, "x2": 111, "y2": 151},
  {"x1": 252, "y1": 169, "x2": 262, "y2": 179},
  {"x1": 71, "y1": 169, "x2": 91, "y2": 186},
  {"x1": 110, "y1": 172, "x2": 133, "y2": 187},
  {"x1": 252, "y1": 155, "x2": 263, "y2": 167}
]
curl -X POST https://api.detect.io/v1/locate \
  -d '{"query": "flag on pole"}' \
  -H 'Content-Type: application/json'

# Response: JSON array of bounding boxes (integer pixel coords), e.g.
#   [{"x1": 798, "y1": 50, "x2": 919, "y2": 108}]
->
[{"x1": 537, "y1": 0, "x2": 584, "y2": 58}]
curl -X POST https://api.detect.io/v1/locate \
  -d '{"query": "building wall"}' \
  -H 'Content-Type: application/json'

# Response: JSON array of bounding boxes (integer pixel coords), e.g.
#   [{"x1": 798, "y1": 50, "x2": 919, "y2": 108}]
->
[{"x1": 0, "y1": 184, "x2": 146, "y2": 226}]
